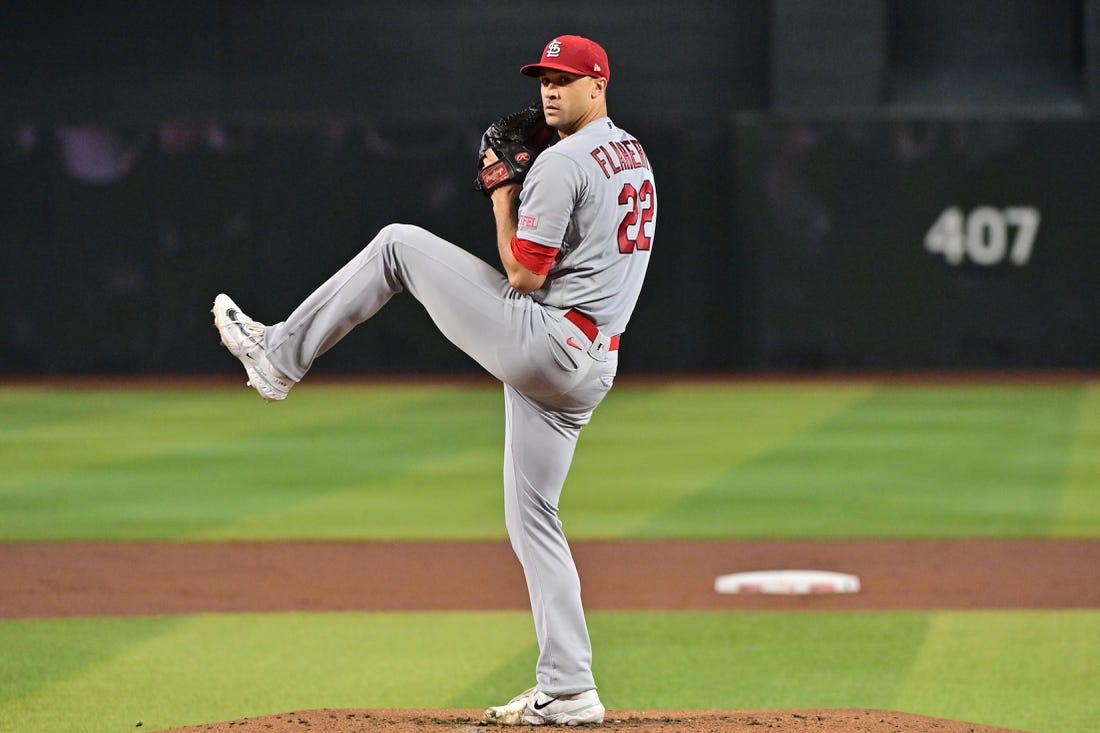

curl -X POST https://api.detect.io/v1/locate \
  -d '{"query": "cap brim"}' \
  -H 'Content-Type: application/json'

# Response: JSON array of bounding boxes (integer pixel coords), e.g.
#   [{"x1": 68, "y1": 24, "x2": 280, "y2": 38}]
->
[{"x1": 520, "y1": 61, "x2": 588, "y2": 77}]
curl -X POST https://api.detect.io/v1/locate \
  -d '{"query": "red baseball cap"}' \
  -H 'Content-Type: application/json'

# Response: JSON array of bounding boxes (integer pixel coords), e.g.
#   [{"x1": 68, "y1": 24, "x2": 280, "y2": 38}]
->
[{"x1": 521, "y1": 35, "x2": 610, "y2": 82}]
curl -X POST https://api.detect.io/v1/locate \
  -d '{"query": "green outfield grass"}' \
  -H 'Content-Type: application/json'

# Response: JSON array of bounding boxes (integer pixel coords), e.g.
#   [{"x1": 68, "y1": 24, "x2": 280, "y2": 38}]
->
[
  {"x1": 2, "y1": 381, "x2": 1097, "y2": 540},
  {"x1": 1, "y1": 380, "x2": 1099, "y2": 733}
]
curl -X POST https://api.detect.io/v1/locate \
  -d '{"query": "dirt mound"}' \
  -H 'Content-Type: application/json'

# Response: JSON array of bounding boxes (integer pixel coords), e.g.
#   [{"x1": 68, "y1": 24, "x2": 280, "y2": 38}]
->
[{"x1": 156, "y1": 707, "x2": 1027, "y2": 732}]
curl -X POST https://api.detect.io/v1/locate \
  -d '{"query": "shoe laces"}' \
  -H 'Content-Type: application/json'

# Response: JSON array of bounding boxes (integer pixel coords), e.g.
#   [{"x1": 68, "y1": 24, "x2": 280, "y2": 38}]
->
[{"x1": 232, "y1": 315, "x2": 266, "y2": 348}]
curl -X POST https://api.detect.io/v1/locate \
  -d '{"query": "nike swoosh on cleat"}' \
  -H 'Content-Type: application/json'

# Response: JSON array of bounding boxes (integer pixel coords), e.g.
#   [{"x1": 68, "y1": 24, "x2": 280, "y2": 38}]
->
[{"x1": 532, "y1": 697, "x2": 558, "y2": 711}]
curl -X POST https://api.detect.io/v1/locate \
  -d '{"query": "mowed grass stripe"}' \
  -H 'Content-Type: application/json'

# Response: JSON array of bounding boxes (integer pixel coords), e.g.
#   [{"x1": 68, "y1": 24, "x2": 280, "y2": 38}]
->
[
  {"x1": 648, "y1": 385, "x2": 1085, "y2": 537},
  {"x1": 1055, "y1": 384, "x2": 1100, "y2": 537},
  {"x1": 189, "y1": 386, "x2": 506, "y2": 539},
  {"x1": 0, "y1": 386, "x2": 504, "y2": 540},
  {"x1": 568, "y1": 382, "x2": 873, "y2": 537},
  {"x1": 0, "y1": 387, "x2": 431, "y2": 488},
  {"x1": 0, "y1": 611, "x2": 535, "y2": 733},
  {"x1": 582, "y1": 610, "x2": 929, "y2": 711},
  {"x1": 194, "y1": 444, "x2": 507, "y2": 540},
  {"x1": 895, "y1": 610, "x2": 1100, "y2": 733},
  {"x1": 0, "y1": 616, "x2": 182, "y2": 707}
]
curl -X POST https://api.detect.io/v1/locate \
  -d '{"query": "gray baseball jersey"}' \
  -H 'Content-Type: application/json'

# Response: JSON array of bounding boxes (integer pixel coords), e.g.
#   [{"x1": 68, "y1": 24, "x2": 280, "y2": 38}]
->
[
  {"x1": 518, "y1": 117, "x2": 655, "y2": 335},
  {"x1": 259, "y1": 115, "x2": 655, "y2": 696}
]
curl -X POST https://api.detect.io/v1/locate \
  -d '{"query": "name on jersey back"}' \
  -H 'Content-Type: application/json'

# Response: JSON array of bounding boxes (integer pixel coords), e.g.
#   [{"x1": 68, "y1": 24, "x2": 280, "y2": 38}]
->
[{"x1": 590, "y1": 139, "x2": 651, "y2": 179}]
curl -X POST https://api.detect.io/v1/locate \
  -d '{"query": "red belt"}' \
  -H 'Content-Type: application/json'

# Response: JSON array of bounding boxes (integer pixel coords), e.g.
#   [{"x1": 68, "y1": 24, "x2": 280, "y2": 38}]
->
[{"x1": 565, "y1": 309, "x2": 620, "y2": 351}]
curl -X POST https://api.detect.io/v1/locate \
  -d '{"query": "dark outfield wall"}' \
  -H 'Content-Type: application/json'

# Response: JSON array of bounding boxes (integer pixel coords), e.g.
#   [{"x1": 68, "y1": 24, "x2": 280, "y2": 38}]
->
[
  {"x1": 2, "y1": 2, "x2": 1098, "y2": 374},
  {"x1": 0, "y1": 121, "x2": 740, "y2": 375},
  {"x1": 2, "y1": 116, "x2": 1098, "y2": 375}
]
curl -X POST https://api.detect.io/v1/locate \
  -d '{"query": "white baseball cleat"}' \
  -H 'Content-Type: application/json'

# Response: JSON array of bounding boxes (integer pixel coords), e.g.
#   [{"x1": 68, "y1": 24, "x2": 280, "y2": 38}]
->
[
  {"x1": 484, "y1": 686, "x2": 605, "y2": 726},
  {"x1": 212, "y1": 293, "x2": 293, "y2": 402}
]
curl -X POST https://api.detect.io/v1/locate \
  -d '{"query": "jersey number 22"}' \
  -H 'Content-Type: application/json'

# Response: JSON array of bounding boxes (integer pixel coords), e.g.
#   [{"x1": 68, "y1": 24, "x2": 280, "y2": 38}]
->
[{"x1": 617, "y1": 180, "x2": 655, "y2": 254}]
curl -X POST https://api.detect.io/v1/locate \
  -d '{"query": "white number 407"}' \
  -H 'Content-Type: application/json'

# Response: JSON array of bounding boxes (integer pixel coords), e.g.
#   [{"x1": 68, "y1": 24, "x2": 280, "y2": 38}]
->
[{"x1": 924, "y1": 206, "x2": 1040, "y2": 266}]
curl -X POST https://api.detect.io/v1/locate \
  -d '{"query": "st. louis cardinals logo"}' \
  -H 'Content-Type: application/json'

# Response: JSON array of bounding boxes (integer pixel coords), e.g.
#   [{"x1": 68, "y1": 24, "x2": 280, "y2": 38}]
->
[{"x1": 546, "y1": 40, "x2": 562, "y2": 58}]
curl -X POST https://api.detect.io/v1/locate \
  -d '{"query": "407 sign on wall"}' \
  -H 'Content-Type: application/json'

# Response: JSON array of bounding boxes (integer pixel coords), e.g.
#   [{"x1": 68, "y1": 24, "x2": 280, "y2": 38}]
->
[
  {"x1": 924, "y1": 206, "x2": 1040, "y2": 266},
  {"x1": 734, "y1": 118, "x2": 1100, "y2": 369}
]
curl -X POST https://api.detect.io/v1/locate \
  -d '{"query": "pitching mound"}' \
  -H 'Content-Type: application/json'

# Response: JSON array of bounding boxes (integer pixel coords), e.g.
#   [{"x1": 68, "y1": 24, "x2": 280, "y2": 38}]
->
[{"x1": 158, "y1": 708, "x2": 1026, "y2": 732}]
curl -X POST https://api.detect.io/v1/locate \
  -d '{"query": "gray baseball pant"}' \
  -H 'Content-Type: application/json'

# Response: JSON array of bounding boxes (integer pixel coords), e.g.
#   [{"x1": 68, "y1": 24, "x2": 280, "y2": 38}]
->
[{"x1": 264, "y1": 223, "x2": 617, "y2": 694}]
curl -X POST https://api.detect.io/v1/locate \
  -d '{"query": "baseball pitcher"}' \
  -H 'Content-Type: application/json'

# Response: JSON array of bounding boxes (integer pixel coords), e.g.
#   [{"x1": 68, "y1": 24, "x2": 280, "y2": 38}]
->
[{"x1": 213, "y1": 34, "x2": 656, "y2": 726}]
